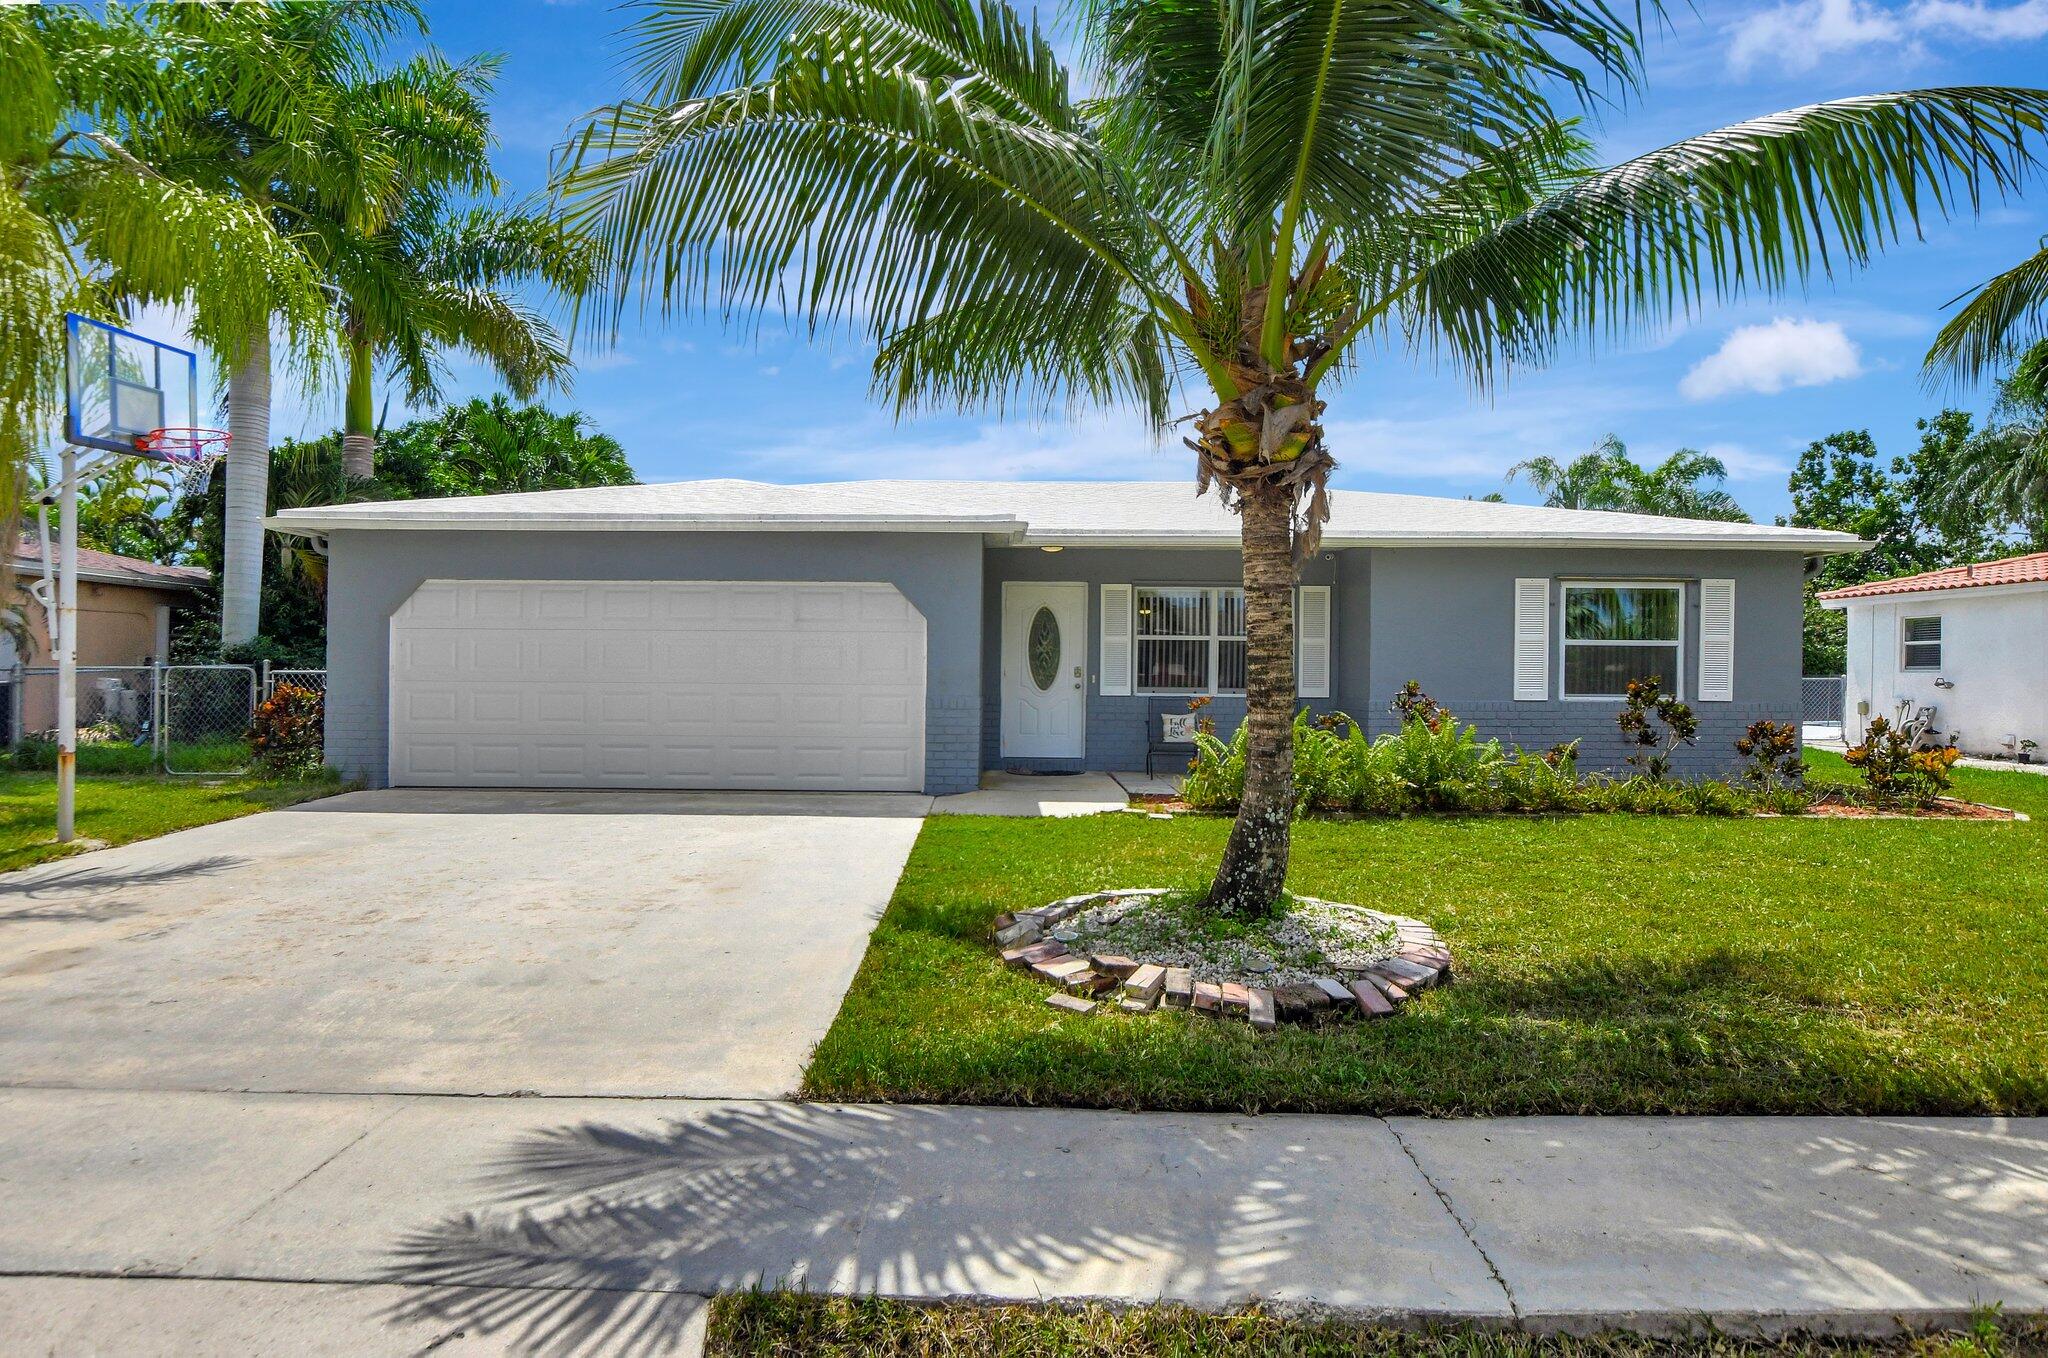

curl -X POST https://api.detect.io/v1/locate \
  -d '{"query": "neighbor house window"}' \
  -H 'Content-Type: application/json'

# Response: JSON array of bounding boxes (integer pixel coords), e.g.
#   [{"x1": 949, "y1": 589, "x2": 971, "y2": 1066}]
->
[
  {"x1": 1135, "y1": 587, "x2": 1246, "y2": 694},
  {"x1": 1902, "y1": 616, "x2": 1942, "y2": 670},
  {"x1": 1561, "y1": 582, "x2": 1683, "y2": 699}
]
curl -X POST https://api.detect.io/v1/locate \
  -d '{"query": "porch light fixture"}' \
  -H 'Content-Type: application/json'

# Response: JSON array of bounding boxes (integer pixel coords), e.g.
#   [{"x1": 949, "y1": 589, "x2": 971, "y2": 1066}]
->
[{"x1": 1040, "y1": 545, "x2": 1064, "y2": 552}]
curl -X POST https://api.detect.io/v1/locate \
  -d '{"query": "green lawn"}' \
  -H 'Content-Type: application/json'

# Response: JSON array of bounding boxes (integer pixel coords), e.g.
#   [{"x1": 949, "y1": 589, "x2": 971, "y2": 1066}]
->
[
  {"x1": 0, "y1": 770, "x2": 346, "y2": 873},
  {"x1": 708, "y1": 1293, "x2": 2035, "y2": 1357},
  {"x1": 801, "y1": 752, "x2": 2048, "y2": 1116}
]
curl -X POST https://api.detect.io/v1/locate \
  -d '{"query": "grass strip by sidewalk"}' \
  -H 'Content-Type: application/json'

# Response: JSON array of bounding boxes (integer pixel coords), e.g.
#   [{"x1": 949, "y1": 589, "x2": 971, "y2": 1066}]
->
[
  {"x1": 801, "y1": 753, "x2": 2048, "y2": 1116},
  {"x1": 0, "y1": 770, "x2": 346, "y2": 873},
  {"x1": 708, "y1": 1293, "x2": 2040, "y2": 1357}
]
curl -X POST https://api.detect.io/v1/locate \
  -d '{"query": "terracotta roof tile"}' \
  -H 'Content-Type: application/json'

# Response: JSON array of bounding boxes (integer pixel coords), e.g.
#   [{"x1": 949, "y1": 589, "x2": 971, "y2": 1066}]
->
[
  {"x1": 1815, "y1": 551, "x2": 2048, "y2": 602},
  {"x1": 12, "y1": 535, "x2": 210, "y2": 590}
]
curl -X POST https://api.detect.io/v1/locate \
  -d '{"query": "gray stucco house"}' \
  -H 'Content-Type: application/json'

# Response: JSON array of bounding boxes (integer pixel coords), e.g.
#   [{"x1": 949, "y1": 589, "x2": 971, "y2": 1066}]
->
[{"x1": 270, "y1": 479, "x2": 1861, "y2": 794}]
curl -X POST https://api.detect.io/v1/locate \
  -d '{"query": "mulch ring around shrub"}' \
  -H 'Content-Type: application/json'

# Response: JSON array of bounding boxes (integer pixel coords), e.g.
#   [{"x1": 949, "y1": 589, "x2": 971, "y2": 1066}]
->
[{"x1": 994, "y1": 889, "x2": 1450, "y2": 1032}]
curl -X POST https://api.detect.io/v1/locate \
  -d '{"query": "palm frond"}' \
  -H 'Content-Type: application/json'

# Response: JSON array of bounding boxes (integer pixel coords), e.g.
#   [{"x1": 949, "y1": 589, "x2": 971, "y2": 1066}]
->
[
  {"x1": 1402, "y1": 89, "x2": 2048, "y2": 386},
  {"x1": 1925, "y1": 238, "x2": 2048, "y2": 389}
]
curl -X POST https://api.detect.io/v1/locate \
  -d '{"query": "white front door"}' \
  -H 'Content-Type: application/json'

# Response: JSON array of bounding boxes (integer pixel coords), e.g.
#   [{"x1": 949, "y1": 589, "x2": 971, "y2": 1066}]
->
[{"x1": 1000, "y1": 582, "x2": 1086, "y2": 758}]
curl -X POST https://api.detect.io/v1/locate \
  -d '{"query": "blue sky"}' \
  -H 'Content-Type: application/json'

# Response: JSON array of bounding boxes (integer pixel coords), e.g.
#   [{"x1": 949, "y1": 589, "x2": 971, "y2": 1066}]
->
[{"x1": 260, "y1": 0, "x2": 2048, "y2": 523}]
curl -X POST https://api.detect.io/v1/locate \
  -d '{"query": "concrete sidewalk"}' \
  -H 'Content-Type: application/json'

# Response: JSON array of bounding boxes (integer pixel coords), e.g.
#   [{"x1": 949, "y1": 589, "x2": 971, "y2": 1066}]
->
[{"x1": 1, "y1": 1086, "x2": 2043, "y2": 1353}]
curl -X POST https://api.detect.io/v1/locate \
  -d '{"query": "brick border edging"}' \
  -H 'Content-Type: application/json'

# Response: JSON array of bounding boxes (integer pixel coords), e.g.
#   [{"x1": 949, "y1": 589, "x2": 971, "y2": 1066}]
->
[{"x1": 993, "y1": 889, "x2": 1451, "y2": 1031}]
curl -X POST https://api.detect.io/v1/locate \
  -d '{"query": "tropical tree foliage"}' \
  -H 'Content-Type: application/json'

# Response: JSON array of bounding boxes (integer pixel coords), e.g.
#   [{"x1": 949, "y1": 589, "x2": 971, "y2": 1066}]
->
[
  {"x1": 1784, "y1": 413, "x2": 2032, "y2": 674},
  {"x1": 1944, "y1": 340, "x2": 2048, "y2": 539},
  {"x1": 1926, "y1": 233, "x2": 2048, "y2": 387},
  {"x1": 561, "y1": 0, "x2": 2048, "y2": 914},
  {"x1": 171, "y1": 397, "x2": 637, "y2": 665},
  {"x1": 0, "y1": 5, "x2": 329, "y2": 537},
  {"x1": 121, "y1": 0, "x2": 437, "y2": 646},
  {"x1": 293, "y1": 48, "x2": 601, "y2": 479},
  {"x1": 1508, "y1": 437, "x2": 1750, "y2": 521}
]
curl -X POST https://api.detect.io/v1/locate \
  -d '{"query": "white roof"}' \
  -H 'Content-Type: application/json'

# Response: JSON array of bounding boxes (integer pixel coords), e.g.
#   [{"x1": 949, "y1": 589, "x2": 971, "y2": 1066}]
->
[{"x1": 270, "y1": 478, "x2": 1864, "y2": 552}]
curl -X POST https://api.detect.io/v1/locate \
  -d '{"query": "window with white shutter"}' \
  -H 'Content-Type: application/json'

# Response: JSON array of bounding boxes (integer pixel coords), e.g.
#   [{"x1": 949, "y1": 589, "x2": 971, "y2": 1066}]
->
[
  {"x1": 1297, "y1": 585, "x2": 1332, "y2": 699},
  {"x1": 1099, "y1": 583, "x2": 1133, "y2": 695},
  {"x1": 1513, "y1": 578, "x2": 1550, "y2": 701},
  {"x1": 1698, "y1": 578, "x2": 1735, "y2": 701}
]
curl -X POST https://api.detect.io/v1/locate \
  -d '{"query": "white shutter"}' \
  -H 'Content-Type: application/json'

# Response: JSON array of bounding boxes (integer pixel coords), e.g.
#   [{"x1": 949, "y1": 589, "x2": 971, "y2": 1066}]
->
[
  {"x1": 1099, "y1": 583, "x2": 1133, "y2": 695},
  {"x1": 1513, "y1": 578, "x2": 1550, "y2": 701},
  {"x1": 1698, "y1": 578, "x2": 1735, "y2": 702},
  {"x1": 1297, "y1": 586, "x2": 1332, "y2": 699}
]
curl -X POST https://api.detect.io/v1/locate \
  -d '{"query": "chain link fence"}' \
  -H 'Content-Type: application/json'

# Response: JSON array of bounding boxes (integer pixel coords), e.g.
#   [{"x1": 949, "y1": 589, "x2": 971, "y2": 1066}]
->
[
  {"x1": 4, "y1": 663, "x2": 327, "y2": 775},
  {"x1": 8, "y1": 666, "x2": 161, "y2": 771},
  {"x1": 160, "y1": 665, "x2": 259, "y2": 774},
  {"x1": 1800, "y1": 675, "x2": 1846, "y2": 740}
]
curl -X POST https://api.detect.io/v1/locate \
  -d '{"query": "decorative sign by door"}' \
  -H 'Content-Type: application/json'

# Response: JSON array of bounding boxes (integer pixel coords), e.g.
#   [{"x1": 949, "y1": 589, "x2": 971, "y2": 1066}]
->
[
  {"x1": 1028, "y1": 606, "x2": 1061, "y2": 690},
  {"x1": 1160, "y1": 711, "x2": 1197, "y2": 744}
]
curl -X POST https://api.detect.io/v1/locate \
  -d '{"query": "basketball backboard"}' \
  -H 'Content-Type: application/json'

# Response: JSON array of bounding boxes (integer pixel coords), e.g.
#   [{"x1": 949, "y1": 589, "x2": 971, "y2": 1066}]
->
[{"x1": 63, "y1": 312, "x2": 200, "y2": 459}]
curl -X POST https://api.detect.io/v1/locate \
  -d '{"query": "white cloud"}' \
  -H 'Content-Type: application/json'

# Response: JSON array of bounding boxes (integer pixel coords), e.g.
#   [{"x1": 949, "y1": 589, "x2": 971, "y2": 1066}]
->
[
  {"x1": 1678, "y1": 318, "x2": 1863, "y2": 400},
  {"x1": 1728, "y1": 0, "x2": 2048, "y2": 74},
  {"x1": 1729, "y1": 0, "x2": 1903, "y2": 73}
]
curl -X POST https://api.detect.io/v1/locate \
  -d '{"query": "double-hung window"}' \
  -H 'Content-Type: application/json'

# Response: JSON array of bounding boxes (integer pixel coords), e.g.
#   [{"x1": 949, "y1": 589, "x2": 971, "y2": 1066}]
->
[
  {"x1": 1901, "y1": 616, "x2": 1942, "y2": 670},
  {"x1": 1561, "y1": 582, "x2": 1683, "y2": 699},
  {"x1": 1135, "y1": 586, "x2": 1246, "y2": 694}
]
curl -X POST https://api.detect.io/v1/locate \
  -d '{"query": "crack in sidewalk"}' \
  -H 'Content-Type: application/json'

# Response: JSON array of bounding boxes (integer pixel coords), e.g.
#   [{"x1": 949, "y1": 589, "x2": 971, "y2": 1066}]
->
[{"x1": 1382, "y1": 1119, "x2": 1522, "y2": 1325}]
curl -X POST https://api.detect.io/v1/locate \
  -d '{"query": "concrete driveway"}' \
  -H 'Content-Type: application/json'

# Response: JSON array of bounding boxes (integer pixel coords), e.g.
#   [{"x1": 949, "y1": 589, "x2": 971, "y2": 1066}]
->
[{"x1": 0, "y1": 788, "x2": 928, "y2": 1099}]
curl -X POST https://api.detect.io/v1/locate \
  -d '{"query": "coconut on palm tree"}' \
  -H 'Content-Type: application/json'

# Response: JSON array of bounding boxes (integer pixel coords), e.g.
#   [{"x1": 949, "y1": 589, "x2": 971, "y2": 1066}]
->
[{"x1": 561, "y1": 0, "x2": 2048, "y2": 916}]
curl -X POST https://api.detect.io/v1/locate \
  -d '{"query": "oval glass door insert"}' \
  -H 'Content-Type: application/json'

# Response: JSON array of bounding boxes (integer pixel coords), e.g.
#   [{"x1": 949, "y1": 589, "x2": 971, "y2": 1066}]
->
[{"x1": 1028, "y1": 606, "x2": 1061, "y2": 690}]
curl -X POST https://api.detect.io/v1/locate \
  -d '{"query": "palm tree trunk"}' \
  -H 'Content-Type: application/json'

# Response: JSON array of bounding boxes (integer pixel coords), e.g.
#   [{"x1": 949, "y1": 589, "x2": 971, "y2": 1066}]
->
[
  {"x1": 221, "y1": 324, "x2": 270, "y2": 647},
  {"x1": 342, "y1": 335, "x2": 375, "y2": 481},
  {"x1": 1204, "y1": 482, "x2": 1296, "y2": 916}
]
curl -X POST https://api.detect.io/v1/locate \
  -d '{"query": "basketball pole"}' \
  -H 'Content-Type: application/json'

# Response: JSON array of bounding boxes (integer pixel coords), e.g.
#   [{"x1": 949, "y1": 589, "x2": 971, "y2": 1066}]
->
[{"x1": 56, "y1": 443, "x2": 79, "y2": 843}]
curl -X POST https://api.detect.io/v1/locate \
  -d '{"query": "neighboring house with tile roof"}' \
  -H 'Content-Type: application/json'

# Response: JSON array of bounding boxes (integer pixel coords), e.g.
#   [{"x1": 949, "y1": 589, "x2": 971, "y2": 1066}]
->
[
  {"x1": 271, "y1": 478, "x2": 1864, "y2": 792},
  {"x1": 5, "y1": 536, "x2": 210, "y2": 737},
  {"x1": 1818, "y1": 551, "x2": 2048, "y2": 759}
]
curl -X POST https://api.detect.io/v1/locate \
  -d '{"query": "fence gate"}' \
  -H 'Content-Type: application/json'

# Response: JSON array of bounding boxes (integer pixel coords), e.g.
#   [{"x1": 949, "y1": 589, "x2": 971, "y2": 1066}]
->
[
  {"x1": 159, "y1": 664, "x2": 258, "y2": 775},
  {"x1": 1799, "y1": 675, "x2": 1847, "y2": 739}
]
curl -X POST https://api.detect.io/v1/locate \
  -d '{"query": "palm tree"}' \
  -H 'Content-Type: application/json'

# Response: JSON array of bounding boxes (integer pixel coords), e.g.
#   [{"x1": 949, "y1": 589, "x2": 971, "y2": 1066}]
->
[
  {"x1": 133, "y1": 0, "x2": 425, "y2": 646},
  {"x1": 1506, "y1": 438, "x2": 1631, "y2": 511},
  {"x1": 561, "y1": 0, "x2": 2048, "y2": 916},
  {"x1": 0, "y1": 6, "x2": 329, "y2": 521},
  {"x1": 1510, "y1": 438, "x2": 1747, "y2": 520},
  {"x1": 1947, "y1": 340, "x2": 2048, "y2": 541},
  {"x1": 1926, "y1": 235, "x2": 2048, "y2": 386},
  {"x1": 300, "y1": 51, "x2": 601, "y2": 481}
]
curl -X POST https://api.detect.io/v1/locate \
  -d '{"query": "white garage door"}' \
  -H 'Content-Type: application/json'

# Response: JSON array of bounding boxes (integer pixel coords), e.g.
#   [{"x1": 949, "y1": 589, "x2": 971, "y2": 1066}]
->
[{"x1": 390, "y1": 580, "x2": 926, "y2": 790}]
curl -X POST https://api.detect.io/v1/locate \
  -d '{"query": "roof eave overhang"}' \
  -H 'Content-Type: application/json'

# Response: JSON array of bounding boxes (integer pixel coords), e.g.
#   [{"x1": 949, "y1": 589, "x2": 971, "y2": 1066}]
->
[
  {"x1": 1018, "y1": 532, "x2": 1872, "y2": 553},
  {"x1": 266, "y1": 513, "x2": 1028, "y2": 538},
  {"x1": 265, "y1": 514, "x2": 1867, "y2": 555}
]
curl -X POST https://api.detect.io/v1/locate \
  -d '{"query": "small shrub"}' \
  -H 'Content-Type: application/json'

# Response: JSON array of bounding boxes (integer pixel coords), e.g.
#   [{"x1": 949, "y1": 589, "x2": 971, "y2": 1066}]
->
[
  {"x1": 1382, "y1": 708, "x2": 1503, "y2": 810},
  {"x1": 248, "y1": 683, "x2": 325, "y2": 777},
  {"x1": 1616, "y1": 676, "x2": 1698, "y2": 782},
  {"x1": 1387, "y1": 679, "x2": 1448, "y2": 731},
  {"x1": 1681, "y1": 778, "x2": 1756, "y2": 816},
  {"x1": 1497, "y1": 741, "x2": 1584, "y2": 812},
  {"x1": 1180, "y1": 721, "x2": 1247, "y2": 811},
  {"x1": 1734, "y1": 718, "x2": 1804, "y2": 791},
  {"x1": 1843, "y1": 715, "x2": 1959, "y2": 805}
]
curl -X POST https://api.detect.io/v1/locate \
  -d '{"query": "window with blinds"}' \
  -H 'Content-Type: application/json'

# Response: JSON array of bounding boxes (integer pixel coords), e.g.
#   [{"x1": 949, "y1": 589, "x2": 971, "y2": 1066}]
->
[
  {"x1": 1135, "y1": 586, "x2": 1246, "y2": 694},
  {"x1": 1901, "y1": 616, "x2": 1942, "y2": 670}
]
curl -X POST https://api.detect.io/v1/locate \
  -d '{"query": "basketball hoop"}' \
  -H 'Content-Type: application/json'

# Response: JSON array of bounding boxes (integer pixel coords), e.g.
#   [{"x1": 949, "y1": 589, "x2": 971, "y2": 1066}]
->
[{"x1": 135, "y1": 426, "x2": 230, "y2": 497}]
